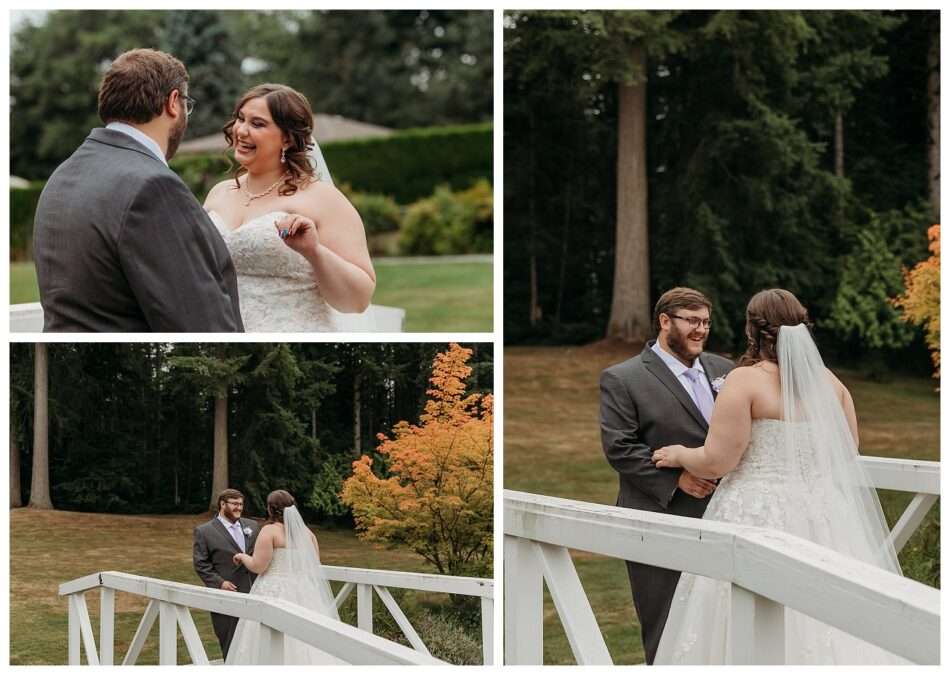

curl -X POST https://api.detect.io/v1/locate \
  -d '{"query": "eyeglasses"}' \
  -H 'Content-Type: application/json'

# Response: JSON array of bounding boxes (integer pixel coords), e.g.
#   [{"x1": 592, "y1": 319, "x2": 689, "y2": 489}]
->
[
  {"x1": 181, "y1": 94, "x2": 197, "y2": 117},
  {"x1": 225, "y1": 500, "x2": 244, "y2": 507},
  {"x1": 667, "y1": 314, "x2": 712, "y2": 330}
]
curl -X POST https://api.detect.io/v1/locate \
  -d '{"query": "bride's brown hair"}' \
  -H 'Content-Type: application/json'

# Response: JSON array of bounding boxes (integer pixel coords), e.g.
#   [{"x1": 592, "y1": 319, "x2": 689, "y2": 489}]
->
[
  {"x1": 738, "y1": 289, "x2": 814, "y2": 366},
  {"x1": 265, "y1": 489, "x2": 296, "y2": 524},
  {"x1": 222, "y1": 84, "x2": 316, "y2": 196}
]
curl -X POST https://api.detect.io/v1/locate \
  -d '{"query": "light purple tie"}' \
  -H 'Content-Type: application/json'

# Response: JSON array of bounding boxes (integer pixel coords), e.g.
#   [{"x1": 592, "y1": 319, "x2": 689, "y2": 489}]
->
[
  {"x1": 684, "y1": 368, "x2": 715, "y2": 423},
  {"x1": 230, "y1": 522, "x2": 246, "y2": 552}
]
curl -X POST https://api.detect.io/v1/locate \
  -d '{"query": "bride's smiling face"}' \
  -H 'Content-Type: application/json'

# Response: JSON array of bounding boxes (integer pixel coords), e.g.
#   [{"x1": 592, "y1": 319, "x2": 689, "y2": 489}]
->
[{"x1": 232, "y1": 96, "x2": 288, "y2": 170}]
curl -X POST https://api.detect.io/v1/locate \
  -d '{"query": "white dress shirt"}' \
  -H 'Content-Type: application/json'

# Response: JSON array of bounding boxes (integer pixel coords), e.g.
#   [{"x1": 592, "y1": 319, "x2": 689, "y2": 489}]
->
[
  {"x1": 651, "y1": 340, "x2": 714, "y2": 408},
  {"x1": 105, "y1": 121, "x2": 168, "y2": 166}
]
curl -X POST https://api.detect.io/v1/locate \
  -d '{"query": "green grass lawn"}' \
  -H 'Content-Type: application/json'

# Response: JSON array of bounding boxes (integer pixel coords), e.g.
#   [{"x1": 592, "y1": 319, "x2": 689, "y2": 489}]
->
[
  {"x1": 10, "y1": 259, "x2": 493, "y2": 332},
  {"x1": 11, "y1": 509, "x2": 484, "y2": 665},
  {"x1": 504, "y1": 343, "x2": 940, "y2": 665}
]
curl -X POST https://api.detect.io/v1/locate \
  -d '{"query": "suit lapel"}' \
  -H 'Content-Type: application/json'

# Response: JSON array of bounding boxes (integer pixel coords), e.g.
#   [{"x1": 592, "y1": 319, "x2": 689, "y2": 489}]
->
[
  {"x1": 211, "y1": 517, "x2": 242, "y2": 554},
  {"x1": 642, "y1": 343, "x2": 709, "y2": 431}
]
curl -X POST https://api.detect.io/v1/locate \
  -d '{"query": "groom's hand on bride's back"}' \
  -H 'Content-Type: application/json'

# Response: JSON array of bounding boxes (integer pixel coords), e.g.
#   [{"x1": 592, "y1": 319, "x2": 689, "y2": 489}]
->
[{"x1": 677, "y1": 471, "x2": 716, "y2": 499}]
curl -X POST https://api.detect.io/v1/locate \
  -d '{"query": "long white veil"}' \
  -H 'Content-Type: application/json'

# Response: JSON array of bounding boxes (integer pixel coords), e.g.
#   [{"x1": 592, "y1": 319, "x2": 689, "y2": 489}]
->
[
  {"x1": 308, "y1": 137, "x2": 333, "y2": 185},
  {"x1": 777, "y1": 324, "x2": 902, "y2": 574},
  {"x1": 282, "y1": 505, "x2": 340, "y2": 620}
]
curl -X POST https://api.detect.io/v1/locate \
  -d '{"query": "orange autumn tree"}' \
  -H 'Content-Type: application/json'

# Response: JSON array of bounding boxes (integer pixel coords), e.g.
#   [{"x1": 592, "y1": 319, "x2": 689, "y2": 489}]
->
[
  {"x1": 341, "y1": 344, "x2": 493, "y2": 576},
  {"x1": 894, "y1": 224, "x2": 940, "y2": 378}
]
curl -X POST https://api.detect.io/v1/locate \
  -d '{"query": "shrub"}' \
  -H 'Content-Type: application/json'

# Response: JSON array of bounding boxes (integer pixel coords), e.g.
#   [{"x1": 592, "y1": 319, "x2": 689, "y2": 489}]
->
[
  {"x1": 10, "y1": 183, "x2": 45, "y2": 260},
  {"x1": 456, "y1": 179, "x2": 493, "y2": 253},
  {"x1": 399, "y1": 182, "x2": 494, "y2": 255},
  {"x1": 168, "y1": 154, "x2": 233, "y2": 202},
  {"x1": 350, "y1": 192, "x2": 403, "y2": 235},
  {"x1": 307, "y1": 454, "x2": 353, "y2": 519}
]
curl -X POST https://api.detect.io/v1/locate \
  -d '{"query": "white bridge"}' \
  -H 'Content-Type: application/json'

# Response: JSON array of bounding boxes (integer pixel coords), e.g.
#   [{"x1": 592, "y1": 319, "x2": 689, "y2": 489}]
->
[
  {"x1": 505, "y1": 456, "x2": 939, "y2": 665},
  {"x1": 10, "y1": 302, "x2": 406, "y2": 332},
  {"x1": 60, "y1": 565, "x2": 492, "y2": 665}
]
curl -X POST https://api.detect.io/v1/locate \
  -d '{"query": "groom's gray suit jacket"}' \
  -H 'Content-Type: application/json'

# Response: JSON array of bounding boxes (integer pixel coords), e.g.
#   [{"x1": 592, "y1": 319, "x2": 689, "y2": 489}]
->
[
  {"x1": 600, "y1": 341, "x2": 734, "y2": 664},
  {"x1": 32, "y1": 128, "x2": 243, "y2": 332},
  {"x1": 193, "y1": 516, "x2": 260, "y2": 658}
]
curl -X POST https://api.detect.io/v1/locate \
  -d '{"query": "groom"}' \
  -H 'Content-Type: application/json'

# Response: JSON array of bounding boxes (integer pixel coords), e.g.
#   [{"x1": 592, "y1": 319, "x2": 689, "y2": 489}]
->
[
  {"x1": 32, "y1": 48, "x2": 242, "y2": 332},
  {"x1": 600, "y1": 287, "x2": 734, "y2": 664},
  {"x1": 193, "y1": 488, "x2": 260, "y2": 659}
]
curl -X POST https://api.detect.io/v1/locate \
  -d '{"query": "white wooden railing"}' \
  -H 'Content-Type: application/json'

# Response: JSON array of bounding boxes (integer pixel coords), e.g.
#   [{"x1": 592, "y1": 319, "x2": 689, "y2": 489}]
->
[
  {"x1": 60, "y1": 565, "x2": 492, "y2": 665},
  {"x1": 10, "y1": 302, "x2": 406, "y2": 332},
  {"x1": 322, "y1": 565, "x2": 494, "y2": 664},
  {"x1": 505, "y1": 456, "x2": 939, "y2": 665}
]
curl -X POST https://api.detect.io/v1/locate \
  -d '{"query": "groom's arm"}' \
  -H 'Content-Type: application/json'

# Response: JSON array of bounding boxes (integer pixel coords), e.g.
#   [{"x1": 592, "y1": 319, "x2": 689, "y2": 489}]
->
[
  {"x1": 600, "y1": 369, "x2": 681, "y2": 509},
  {"x1": 118, "y1": 172, "x2": 242, "y2": 332},
  {"x1": 193, "y1": 527, "x2": 225, "y2": 589}
]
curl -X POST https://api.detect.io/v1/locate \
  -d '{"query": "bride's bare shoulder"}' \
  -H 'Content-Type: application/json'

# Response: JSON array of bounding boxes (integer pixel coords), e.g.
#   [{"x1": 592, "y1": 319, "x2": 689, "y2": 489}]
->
[
  {"x1": 824, "y1": 367, "x2": 852, "y2": 398},
  {"x1": 204, "y1": 178, "x2": 239, "y2": 209}
]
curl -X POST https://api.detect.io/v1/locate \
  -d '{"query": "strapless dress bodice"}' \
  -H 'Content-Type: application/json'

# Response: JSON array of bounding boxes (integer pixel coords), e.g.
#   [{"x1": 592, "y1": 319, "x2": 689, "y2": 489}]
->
[{"x1": 207, "y1": 210, "x2": 335, "y2": 332}]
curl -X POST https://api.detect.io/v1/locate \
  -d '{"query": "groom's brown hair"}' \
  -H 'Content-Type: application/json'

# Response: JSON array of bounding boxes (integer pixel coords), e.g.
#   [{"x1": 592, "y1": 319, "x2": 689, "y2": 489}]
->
[
  {"x1": 653, "y1": 287, "x2": 712, "y2": 334},
  {"x1": 98, "y1": 49, "x2": 188, "y2": 124},
  {"x1": 216, "y1": 488, "x2": 244, "y2": 510}
]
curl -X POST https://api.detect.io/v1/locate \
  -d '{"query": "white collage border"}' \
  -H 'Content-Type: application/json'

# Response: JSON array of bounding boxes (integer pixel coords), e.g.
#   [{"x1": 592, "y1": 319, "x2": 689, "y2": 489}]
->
[{"x1": 2, "y1": 2, "x2": 948, "y2": 673}]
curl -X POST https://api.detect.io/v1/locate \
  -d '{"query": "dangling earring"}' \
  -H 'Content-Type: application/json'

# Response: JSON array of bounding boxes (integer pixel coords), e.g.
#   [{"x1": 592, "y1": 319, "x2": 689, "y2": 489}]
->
[{"x1": 280, "y1": 147, "x2": 287, "y2": 164}]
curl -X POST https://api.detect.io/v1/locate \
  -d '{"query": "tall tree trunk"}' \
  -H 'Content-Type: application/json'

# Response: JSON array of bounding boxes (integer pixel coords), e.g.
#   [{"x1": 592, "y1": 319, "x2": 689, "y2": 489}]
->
[
  {"x1": 528, "y1": 110, "x2": 542, "y2": 326},
  {"x1": 353, "y1": 374, "x2": 362, "y2": 457},
  {"x1": 10, "y1": 421, "x2": 22, "y2": 507},
  {"x1": 607, "y1": 44, "x2": 651, "y2": 342},
  {"x1": 210, "y1": 390, "x2": 228, "y2": 511},
  {"x1": 928, "y1": 23, "x2": 940, "y2": 221},
  {"x1": 29, "y1": 343, "x2": 53, "y2": 509},
  {"x1": 834, "y1": 111, "x2": 845, "y2": 178}
]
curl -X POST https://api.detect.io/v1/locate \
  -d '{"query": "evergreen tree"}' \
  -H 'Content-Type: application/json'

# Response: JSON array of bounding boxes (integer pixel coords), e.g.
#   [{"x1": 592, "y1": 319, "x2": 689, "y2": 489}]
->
[
  {"x1": 11, "y1": 10, "x2": 162, "y2": 179},
  {"x1": 160, "y1": 10, "x2": 244, "y2": 138}
]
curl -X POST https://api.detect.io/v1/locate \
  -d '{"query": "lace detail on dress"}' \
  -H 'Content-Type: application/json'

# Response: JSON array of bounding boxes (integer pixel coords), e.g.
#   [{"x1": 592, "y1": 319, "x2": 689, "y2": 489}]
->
[
  {"x1": 655, "y1": 419, "x2": 907, "y2": 665},
  {"x1": 209, "y1": 211, "x2": 336, "y2": 332}
]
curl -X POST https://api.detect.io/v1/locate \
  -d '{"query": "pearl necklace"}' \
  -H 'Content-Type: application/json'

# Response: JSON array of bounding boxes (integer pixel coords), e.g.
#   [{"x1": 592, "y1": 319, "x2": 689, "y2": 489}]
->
[{"x1": 241, "y1": 173, "x2": 287, "y2": 206}]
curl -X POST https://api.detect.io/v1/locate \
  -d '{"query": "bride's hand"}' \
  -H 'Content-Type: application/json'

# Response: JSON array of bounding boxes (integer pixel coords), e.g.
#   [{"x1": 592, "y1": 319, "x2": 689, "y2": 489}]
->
[
  {"x1": 275, "y1": 213, "x2": 319, "y2": 256},
  {"x1": 233, "y1": 552, "x2": 248, "y2": 567},
  {"x1": 653, "y1": 445, "x2": 685, "y2": 468}
]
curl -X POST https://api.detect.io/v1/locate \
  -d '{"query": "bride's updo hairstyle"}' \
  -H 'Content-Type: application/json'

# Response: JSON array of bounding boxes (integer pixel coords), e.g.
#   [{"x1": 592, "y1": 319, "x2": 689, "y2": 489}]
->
[
  {"x1": 265, "y1": 489, "x2": 296, "y2": 524},
  {"x1": 738, "y1": 289, "x2": 813, "y2": 366},
  {"x1": 223, "y1": 84, "x2": 316, "y2": 196}
]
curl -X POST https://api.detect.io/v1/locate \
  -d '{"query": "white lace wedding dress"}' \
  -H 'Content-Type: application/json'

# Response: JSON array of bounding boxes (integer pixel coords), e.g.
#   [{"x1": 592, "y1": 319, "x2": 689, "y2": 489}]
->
[
  {"x1": 655, "y1": 419, "x2": 907, "y2": 664},
  {"x1": 226, "y1": 507, "x2": 343, "y2": 665},
  {"x1": 208, "y1": 210, "x2": 337, "y2": 332}
]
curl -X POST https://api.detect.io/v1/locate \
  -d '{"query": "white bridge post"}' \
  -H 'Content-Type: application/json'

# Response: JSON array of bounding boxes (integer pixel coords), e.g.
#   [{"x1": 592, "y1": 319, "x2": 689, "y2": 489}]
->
[
  {"x1": 504, "y1": 535, "x2": 543, "y2": 664},
  {"x1": 480, "y1": 596, "x2": 494, "y2": 665},
  {"x1": 158, "y1": 601, "x2": 177, "y2": 665},
  {"x1": 257, "y1": 623, "x2": 285, "y2": 664},
  {"x1": 357, "y1": 583, "x2": 374, "y2": 633},
  {"x1": 728, "y1": 584, "x2": 785, "y2": 664},
  {"x1": 99, "y1": 588, "x2": 115, "y2": 666}
]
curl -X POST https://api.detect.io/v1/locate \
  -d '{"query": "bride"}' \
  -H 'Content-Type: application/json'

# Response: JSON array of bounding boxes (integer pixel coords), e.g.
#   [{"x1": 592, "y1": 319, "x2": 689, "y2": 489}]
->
[
  {"x1": 650, "y1": 289, "x2": 905, "y2": 665},
  {"x1": 226, "y1": 490, "x2": 343, "y2": 664},
  {"x1": 203, "y1": 84, "x2": 375, "y2": 332}
]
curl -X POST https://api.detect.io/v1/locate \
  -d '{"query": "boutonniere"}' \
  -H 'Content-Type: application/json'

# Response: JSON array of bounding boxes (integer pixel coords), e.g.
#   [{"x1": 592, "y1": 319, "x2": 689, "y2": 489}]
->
[
  {"x1": 243, "y1": 526, "x2": 253, "y2": 536},
  {"x1": 710, "y1": 376, "x2": 726, "y2": 393}
]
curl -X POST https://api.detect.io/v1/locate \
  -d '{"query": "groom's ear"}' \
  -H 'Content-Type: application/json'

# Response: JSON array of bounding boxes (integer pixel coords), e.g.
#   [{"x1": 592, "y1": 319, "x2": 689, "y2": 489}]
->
[{"x1": 165, "y1": 89, "x2": 182, "y2": 119}]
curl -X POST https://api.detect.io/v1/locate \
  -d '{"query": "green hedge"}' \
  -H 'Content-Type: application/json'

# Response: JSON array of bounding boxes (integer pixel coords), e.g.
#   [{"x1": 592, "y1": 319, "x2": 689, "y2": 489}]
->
[{"x1": 322, "y1": 123, "x2": 492, "y2": 203}]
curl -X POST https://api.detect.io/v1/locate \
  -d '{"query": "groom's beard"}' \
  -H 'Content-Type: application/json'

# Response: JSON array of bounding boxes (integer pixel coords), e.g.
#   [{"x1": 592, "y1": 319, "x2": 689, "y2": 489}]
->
[
  {"x1": 667, "y1": 323, "x2": 708, "y2": 364},
  {"x1": 165, "y1": 113, "x2": 187, "y2": 160}
]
